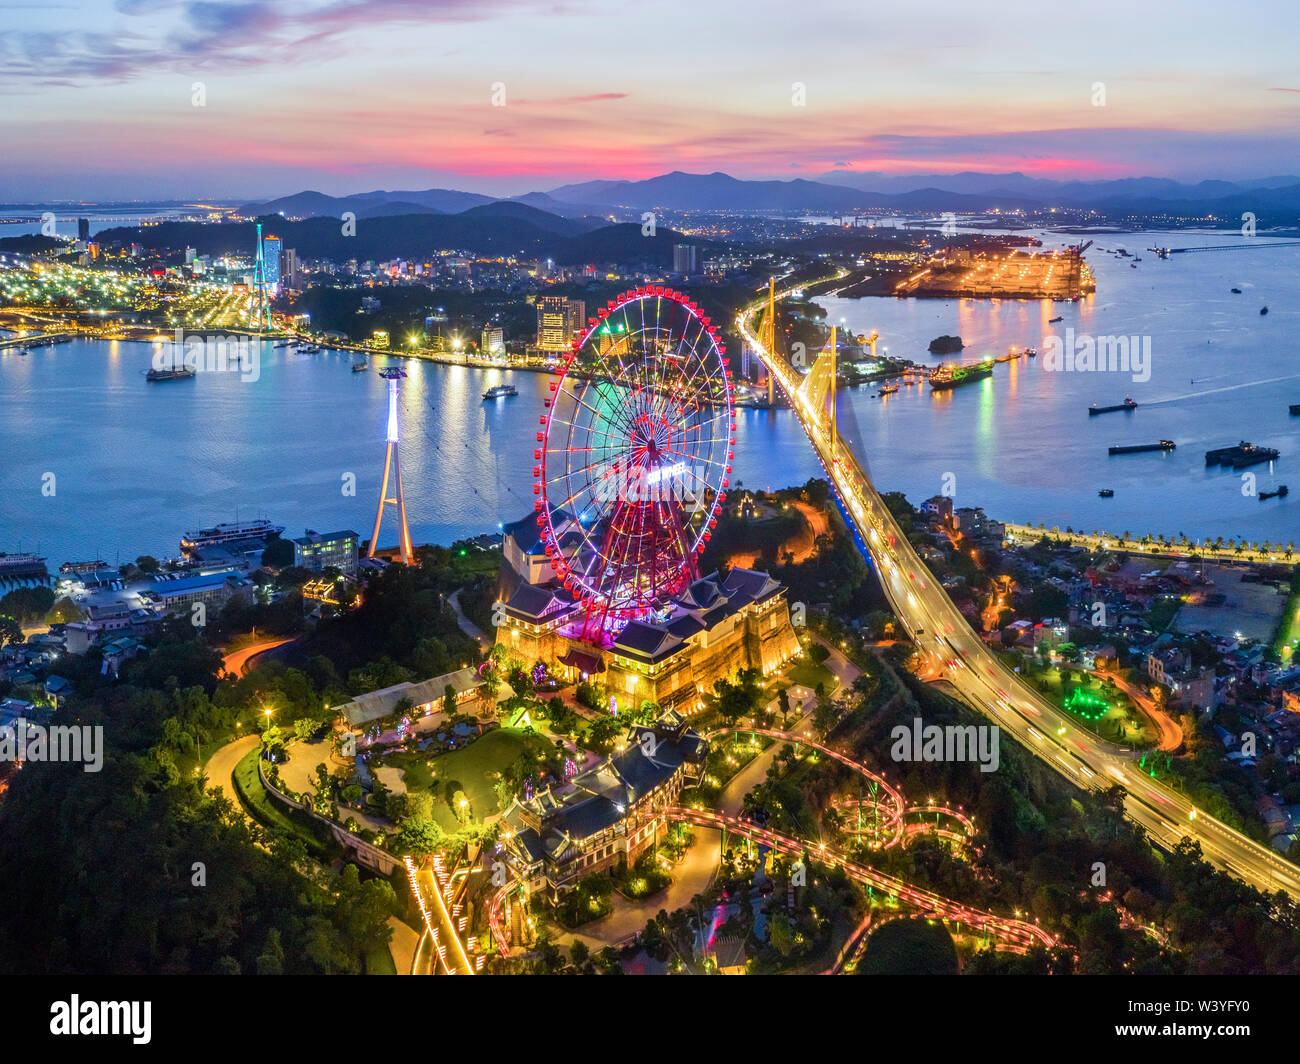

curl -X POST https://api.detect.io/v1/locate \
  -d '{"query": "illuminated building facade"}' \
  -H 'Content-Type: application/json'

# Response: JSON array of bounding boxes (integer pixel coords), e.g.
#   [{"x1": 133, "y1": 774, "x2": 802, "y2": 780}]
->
[
  {"x1": 495, "y1": 514, "x2": 802, "y2": 713},
  {"x1": 534, "y1": 296, "x2": 585, "y2": 354},
  {"x1": 501, "y1": 712, "x2": 707, "y2": 901}
]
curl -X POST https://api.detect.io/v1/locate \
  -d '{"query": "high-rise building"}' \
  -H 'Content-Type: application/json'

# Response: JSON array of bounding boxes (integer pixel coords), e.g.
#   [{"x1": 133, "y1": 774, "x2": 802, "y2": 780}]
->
[
  {"x1": 673, "y1": 244, "x2": 697, "y2": 275},
  {"x1": 77, "y1": 217, "x2": 90, "y2": 241},
  {"x1": 535, "y1": 296, "x2": 586, "y2": 354},
  {"x1": 262, "y1": 235, "x2": 282, "y2": 287},
  {"x1": 480, "y1": 326, "x2": 505, "y2": 358},
  {"x1": 280, "y1": 246, "x2": 299, "y2": 290}
]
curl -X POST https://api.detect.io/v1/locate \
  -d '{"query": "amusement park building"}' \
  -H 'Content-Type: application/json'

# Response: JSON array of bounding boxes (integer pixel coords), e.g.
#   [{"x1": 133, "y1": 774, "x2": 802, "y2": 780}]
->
[
  {"x1": 496, "y1": 514, "x2": 802, "y2": 713},
  {"x1": 501, "y1": 711, "x2": 707, "y2": 901}
]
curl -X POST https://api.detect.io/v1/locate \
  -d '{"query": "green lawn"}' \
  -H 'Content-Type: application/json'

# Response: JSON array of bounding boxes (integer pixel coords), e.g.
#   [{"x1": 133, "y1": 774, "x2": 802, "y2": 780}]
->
[
  {"x1": 365, "y1": 944, "x2": 398, "y2": 975},
  {"x1": 389, "y1": 727, "x2": 553, "y2": 830},
  {"x1": 787, "y1": 660, "x2": 837, "y2": 694},
  {"x1": 232, "y1": 748, "x2": 334, "y2": 856},
  {"x1": 1273, "y1": 585, "x2": 1300, "y2": 660},
  {"x1": 1027, "y1": 665, "x2": 1154, "y2": 746}
]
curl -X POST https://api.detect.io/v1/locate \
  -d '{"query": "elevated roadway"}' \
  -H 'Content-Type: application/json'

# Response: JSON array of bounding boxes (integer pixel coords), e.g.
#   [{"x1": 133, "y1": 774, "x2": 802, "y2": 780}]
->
[{"x1": 737, "y1": 280, "x2": 1300, "y2": 900}]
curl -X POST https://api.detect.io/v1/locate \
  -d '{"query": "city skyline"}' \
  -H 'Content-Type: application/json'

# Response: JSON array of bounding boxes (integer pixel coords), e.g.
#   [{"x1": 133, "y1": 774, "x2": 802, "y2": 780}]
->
[{"x1": 2, "y1": 0, "x2": 1300, "y2": 199}]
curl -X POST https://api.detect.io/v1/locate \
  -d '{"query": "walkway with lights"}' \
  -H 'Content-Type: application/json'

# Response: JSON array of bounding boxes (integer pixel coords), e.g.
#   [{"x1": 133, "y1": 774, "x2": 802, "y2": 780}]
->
[{"x1": 659, "y1": 805, "x2": 1053, "y2": 952}]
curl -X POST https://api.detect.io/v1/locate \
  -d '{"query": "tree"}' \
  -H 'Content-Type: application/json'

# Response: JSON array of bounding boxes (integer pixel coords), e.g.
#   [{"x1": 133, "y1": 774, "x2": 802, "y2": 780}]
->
[
  {"x1": 261, "y1": 534, "x2": 295, "y2": 569},
  {"x1": 135, "y1": 555, "x2": 161, "y2": 574},
  {"x1": 858, "y1": 918, "x2": 958, "y2": 975},
  {"x1": 0, "y1": 615, "x2": 22, "y2": 647},
  {"x1": 396, "y1": 816, "x2": 444, "y2": 856},
  {"x1": 47, "y1": 596, "x2": 84, "y2": 624},
  {"x1": 255, "y1": 929, "x2": 285, "y2": 975},
  {"x1": 808, "y1": 642, "x2": 831, "y2": 666},
  {"x1": 0, "y1": 586, "x2": 54, "y2": 624},
  {"x1": 714, "y1": 668, "x2": 762, "y2": 726},
  {"x1": 443, "y1": 684, "x2": 457, "y2": 718}
]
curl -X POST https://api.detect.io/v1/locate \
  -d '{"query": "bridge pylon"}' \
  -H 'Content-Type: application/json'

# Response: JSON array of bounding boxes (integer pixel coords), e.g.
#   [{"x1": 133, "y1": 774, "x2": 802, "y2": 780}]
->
[{"x1": 797, "y1": 325, "x2": 838, "y2": 454}]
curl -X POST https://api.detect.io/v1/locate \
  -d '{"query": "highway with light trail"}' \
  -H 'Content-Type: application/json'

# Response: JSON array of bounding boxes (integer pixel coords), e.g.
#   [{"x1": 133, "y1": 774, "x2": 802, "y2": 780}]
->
[{"x1": 737, "y1": 279, "x2": 1300, "y2": 900}]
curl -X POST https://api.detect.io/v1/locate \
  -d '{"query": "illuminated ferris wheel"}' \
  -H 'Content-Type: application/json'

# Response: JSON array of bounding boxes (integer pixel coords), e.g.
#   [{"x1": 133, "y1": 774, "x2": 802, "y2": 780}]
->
[{"x1": 534, "y1": 287, "x2": 735, "y2": 641}]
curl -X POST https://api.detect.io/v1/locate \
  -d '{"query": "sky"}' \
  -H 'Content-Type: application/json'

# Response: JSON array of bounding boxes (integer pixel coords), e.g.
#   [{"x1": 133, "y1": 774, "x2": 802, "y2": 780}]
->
[{"x1": 1, "y1": 0, "x2": 1299, "y2": 201}]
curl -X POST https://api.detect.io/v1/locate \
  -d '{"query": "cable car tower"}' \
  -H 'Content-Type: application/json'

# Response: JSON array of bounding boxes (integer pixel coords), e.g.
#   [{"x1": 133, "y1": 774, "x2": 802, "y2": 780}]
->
[{"x1": 368, "y1": 367, "x2": 414, "y2": 565}]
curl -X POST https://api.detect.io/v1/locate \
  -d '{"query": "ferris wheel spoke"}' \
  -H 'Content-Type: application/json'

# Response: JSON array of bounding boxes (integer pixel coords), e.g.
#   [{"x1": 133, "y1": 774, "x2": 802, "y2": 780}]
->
[{"x1": 538, "y1": 290, "x2": 731, "y2": 636}]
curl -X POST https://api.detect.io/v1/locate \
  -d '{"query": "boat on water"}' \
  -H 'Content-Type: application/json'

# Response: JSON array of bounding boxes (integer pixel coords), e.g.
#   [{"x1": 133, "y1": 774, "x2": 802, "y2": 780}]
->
[
  {"x1": 1098, "y1": 489, "x2": 1114, "y2": 498},
  {"x1": 298, "y1": 344, "x2": 321, "y2": 353},
  {"x1": 180, "y1": 518, "x2": 284, "y2": 554},
  {"x1": 929, "y1": 360, "x2": 993, "y2": 392},
  {"x1": 1260, "y1": 306, "x2": 1269, "y2": 315},
  {"x1": 1025, "y1": 347, "x2": 1037, "y2": 358},
  {"x1": 482, "y1": 384, "x2": 519, "y2": 400},
  {"x1": 1261, "y1": 485, "x2": 1289, "y2": 501},
  {"x1": 1290, "y1": 404, "x2": 1300, "y2": 416},
  {"x1": 1089, "y1": 396, "x2": 1138, "y2": 415},
  {"x1": 351, "y1": 360, "x2": 368, "y2": 373},
  {"x1": 59, "y1": 559, "x2": 109, "y2": 574},
  {"x1": 0, "y1": 553, "x2": 47, "y2": 580},
  {"x1": 1110, "y1": 440, "x2": 1176, "y2": 455},
  {"x1": 1048, "y1": 315, "x2": 1064, "y2": 323},
  {"x1": 1231, "y1": 287, "x2": 1242, "y2": 294},
  {"x1": 878, "y1": 384, "x2": 900, "y2": 396},
  {"x1": 146, "y1": 367, "x2": 196, "y2": 382},
  {"x1": 1205, "y1": 441, "x2": 1279, "y2": 469}
]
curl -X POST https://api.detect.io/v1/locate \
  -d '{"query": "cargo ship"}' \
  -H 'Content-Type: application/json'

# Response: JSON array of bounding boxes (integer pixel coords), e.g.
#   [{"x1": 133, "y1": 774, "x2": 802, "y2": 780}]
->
[
  {"x1": 1089, "y1": 396, "x2": 1138, "y2": 415},
  {"x1": 1205, "y1": 441, "x2": 1279, "y2": 469},
  {"x1": 482, "y1": 384, "x2": 519, "y2": 400},
  {"x1": 929, "y1": 360, "x2": 993, "y2": 391},
  {"x1": 180, "y1": 518, "x2": 284, "y2": 554},
  {"x1": 1109, "y1": 440, "x2": 1175, "y2": 455}
]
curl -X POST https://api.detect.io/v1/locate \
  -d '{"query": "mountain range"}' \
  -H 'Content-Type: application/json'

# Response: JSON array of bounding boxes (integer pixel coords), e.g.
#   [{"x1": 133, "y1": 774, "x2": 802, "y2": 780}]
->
[{"x1": 242, "y1": 170, "x2": 1300, "y2": 223}]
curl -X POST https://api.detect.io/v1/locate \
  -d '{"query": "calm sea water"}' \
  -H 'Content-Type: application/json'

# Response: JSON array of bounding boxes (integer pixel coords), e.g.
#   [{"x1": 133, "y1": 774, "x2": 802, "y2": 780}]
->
[{"x1": 1, "y1": 229, "x2": 1297, "y2": 566}]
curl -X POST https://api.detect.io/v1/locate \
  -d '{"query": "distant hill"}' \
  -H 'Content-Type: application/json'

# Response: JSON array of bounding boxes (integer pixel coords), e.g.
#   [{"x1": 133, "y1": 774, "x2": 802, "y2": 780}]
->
[
  {"x1": 508, "y1": 191, "x2": 614, "y2": 220},
  {"x1": 92, "y1": 212, "x2": 697, "y2": 264},
  {"x1": 239, "y1": 187, "x2": 495, "y2": 218},
  {"x1": 544, "y1": 168, "x2": 1300, "y2": 218},
  {"x1": 548, "y1": 170, "x2": 877, "y2": 211},
  {"x1": 96, "y1": 213, "x2": 560, "y2": 261},
  {"x1": 549, "y1": 222, "x2": 710, "y2": 266},
  {"x1": 458, "y1": 200, "x2": 601, "y2": 237},
  {"x1": 815, "y1": 168, "x2": 1300, "y2": 214}
]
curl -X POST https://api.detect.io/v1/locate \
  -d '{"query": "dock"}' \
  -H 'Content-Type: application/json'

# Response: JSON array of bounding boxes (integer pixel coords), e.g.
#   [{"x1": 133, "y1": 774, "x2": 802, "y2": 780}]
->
[{"x1": 0, "y1": 333, "x2": 74, "y2": 351}]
